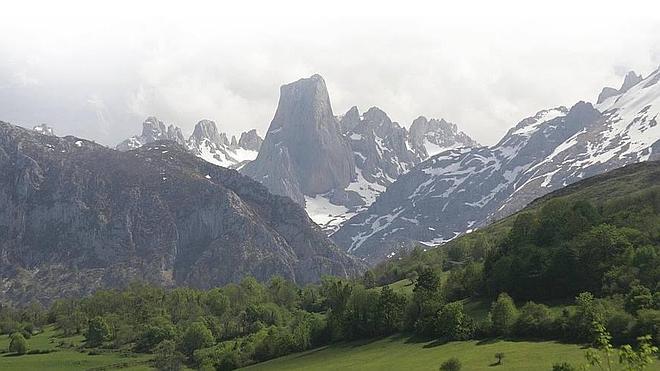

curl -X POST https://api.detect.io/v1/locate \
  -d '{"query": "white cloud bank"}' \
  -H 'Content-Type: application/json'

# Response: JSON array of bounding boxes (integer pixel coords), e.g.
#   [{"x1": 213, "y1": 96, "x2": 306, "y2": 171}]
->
[{"x1": 1, "y1": 0, "x2": 659, "y2": 146}]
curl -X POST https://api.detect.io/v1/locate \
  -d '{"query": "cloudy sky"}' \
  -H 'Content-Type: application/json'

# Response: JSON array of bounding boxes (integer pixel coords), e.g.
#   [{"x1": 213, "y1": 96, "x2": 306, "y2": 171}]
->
[{"x1": 1, "y1": 0, "x2": 660, "y2": 146}]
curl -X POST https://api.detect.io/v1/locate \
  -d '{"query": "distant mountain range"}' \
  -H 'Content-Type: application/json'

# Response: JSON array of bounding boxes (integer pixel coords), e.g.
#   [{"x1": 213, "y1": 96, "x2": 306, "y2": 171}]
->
[
  {"x1": 333, "y1": 68, "x2": 660, "y2": 263},
  {"x1": 117, "y1": 116, "x2": 263, "y2": 169}
]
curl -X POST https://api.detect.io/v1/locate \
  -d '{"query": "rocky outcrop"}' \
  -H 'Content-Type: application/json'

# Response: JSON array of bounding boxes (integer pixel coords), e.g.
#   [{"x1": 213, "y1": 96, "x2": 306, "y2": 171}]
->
[
  {"x1": 241, "y1": 75, "x2": 355, "y2": 206},
  {"x1": 238, "y1": 129, "x2": 263, "y2": 152},
  {"x1": 0, "y1": 121, "x2": 362, "y2": 304}
]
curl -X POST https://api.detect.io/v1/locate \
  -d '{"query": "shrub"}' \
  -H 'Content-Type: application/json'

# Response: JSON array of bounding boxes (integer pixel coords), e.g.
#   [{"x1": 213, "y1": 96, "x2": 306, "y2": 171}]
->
[{"x1": 439, "y1": 357, "x2": 462, "y2": 371}]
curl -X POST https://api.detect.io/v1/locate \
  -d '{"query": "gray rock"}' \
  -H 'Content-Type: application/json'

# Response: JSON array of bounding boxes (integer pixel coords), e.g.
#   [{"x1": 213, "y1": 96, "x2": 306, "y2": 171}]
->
[
  {"x1": 242, "y1": 75, "x2": 355, "y2": 206},
  {"x1": 238, "y1": 129, "x2": 263, "y2": 151}
]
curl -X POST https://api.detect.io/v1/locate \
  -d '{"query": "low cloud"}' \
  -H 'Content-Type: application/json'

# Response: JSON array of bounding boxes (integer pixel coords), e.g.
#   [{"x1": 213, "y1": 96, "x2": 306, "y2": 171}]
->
[{"x1": 1, "y1": 1, "x2": 659, "y2": 146}]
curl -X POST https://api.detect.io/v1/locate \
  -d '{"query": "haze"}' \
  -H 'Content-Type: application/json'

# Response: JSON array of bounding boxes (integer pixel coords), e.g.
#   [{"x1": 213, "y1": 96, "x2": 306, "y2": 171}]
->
[{"x1": 1, "y1": 0, "x2": 659, "y2": 146}]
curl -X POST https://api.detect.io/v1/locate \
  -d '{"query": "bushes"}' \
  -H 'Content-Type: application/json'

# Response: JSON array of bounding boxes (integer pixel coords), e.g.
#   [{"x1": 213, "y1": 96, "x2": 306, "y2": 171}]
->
[
  {"x1": 439, "y1": 357, "x2": 462, "y2": 371},
  {"x1": 9, "y1": 332, "x2": 28, "y2": 354},
  {"x1": 513, "y1": 302, "x2": 553, "y2": 338}
]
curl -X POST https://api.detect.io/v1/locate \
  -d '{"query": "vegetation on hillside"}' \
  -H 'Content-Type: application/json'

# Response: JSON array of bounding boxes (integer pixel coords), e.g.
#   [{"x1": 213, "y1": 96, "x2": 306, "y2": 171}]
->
[{"x1": 0, "y1": 162, "x2": 658, "y2": 370}]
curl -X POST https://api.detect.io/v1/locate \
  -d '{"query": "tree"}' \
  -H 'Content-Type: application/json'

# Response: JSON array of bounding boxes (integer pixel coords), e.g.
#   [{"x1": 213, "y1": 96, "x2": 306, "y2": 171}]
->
[
  {"x1": 436, "y1": 301, "x2": 473, "y2": 340},
  {"x1": 180, "y1": 322, "x2": 214, "y2": 358},
  {"x1": 9, "y1": 332, "x2": 28, "y2": 355},
  {"x1": 154, "y1": 339, "x2": 184, "y2": 371},
  {"x1": 440, "y1": 357, "x2": 462, "y2": 371},
  {"x1": 585, "y1": 322, "x2": 659, "y2": 371},
  {"x1": 490, "y1": 293, "x2": 517, "y2": 336},
  {"x1": 377, "y1": 286, "x2": 407, "y2": 335},
  {"x1": 205, "y1": 288, "x2": 230, "y2": 317},
  {"x1": 86, "y1": 316, "x2": 110, "y2": 347}
]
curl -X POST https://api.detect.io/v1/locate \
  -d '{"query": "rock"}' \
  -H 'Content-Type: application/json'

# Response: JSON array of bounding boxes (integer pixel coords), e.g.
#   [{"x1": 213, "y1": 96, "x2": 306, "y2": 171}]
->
[{"x1": 242, "y1": 74, "x2": 355, "y2": 206}]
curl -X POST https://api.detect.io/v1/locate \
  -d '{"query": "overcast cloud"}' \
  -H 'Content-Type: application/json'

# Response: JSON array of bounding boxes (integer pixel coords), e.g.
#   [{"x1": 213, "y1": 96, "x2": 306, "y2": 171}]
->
[{"x1": 1, "y1": 0, "x2": 660, "y2": 146}]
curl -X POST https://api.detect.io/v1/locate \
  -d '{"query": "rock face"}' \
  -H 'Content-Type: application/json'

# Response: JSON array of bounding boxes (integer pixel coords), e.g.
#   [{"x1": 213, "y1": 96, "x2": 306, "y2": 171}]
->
[
  {"x1": 242, "y1": 75, "x2": 355, "y2": 206},
  {"x1": 118, "y1": 117, "x2": 263, "y2": 170},
  {"x1": 239, "y1": 129, "x2": 263, "y2": 152},
  {"x1": 334, "y1": 67, "x2": 660, "y2": 264},
  {"x1": 0, "y1": 121, "x2": 362, "y2": 304}
]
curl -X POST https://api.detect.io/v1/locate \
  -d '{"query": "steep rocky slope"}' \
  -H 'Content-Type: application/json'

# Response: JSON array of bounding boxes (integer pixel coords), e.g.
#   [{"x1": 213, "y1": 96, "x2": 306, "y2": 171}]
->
[
  {"x1": 0, "y1": 121, "x2": 362, "y2": 303},
  {"x1": 242, "y1": 74, "x2": 356, "y2": 206}
]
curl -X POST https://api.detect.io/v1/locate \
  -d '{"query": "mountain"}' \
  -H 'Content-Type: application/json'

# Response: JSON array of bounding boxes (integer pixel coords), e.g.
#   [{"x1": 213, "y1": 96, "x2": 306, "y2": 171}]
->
[
  {"x1": 242, "y1": 74, "x2": 356, "y2": 206},
  {"x1": 242, "y1": 75, "x2": 478, "y2": 232},
  {"x1": 334, "y1": 68, "x2": 660, "y2": 264},
  {"x1": 116, "y1": 116, "x2": 186, "y2": 151},
  {"x1": 187, "y1": 120, "x2": 261, "y2": 169},
  {"x1": 408, "y1": 116, "x2": 479, "y2": 158},
  {"x1": 0, "y1": 121, "x2": 362, "y2": 304},
  {"x1": 117, "y1": 117, "x2": 262, "y2": 169}
]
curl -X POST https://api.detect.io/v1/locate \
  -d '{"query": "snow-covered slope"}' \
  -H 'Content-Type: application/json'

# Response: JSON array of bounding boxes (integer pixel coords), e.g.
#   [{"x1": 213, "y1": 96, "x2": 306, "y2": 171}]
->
[
  {"x1": 117, "y1": 117, "x2": 262, "y2": 169},
  {"x1": 307, "y1": 106, "x2": 478, "y2": 233},
  {"x1": 188, "y1": 120, "x2": 260, "y2": 169},
  {"x1": 333, "y1": 68, "x2": 660, "y2": 264}
]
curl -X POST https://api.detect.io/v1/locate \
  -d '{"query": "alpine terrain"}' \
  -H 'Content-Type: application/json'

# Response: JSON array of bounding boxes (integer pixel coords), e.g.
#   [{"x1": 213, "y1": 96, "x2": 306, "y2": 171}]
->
[{"x1": 333, "y1": 68, "x2": 660, "y2": 264}]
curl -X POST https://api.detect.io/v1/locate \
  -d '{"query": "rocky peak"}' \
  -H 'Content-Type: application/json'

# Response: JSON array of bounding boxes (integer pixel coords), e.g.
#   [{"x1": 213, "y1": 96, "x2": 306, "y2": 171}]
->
[
  {"x1": 339, "y1": 106, "x2": 361, "y2": 134},
  {"x1": 597, "y1": 70, "x2": 643, "y2": 104},
  {"x1": 408, "y1": 115, "x2": 479, "y2": 158},
  {"x1": 241, "y1": 74, "x2": 355, "y2": 206},
  {"x1": 620, "y1": 71, "x2": 643, "y2": 93},
  {"x1": 238, "y1": 129, "x2": 263, "y2": 151},
  {"x1": 191, "y1": 119, "x2": 227, "y2": 146},
  {"x1": 117, "y1": 117, "x2": 185, "y2": 151}
]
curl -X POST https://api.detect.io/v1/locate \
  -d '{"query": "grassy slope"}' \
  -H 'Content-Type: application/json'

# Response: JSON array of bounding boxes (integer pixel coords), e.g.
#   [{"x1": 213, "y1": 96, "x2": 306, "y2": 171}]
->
[
  {"x1": 241, "y1": 336, "x2": 607, "y2": 371},
  {"x1": 0, "y1": 326, "x2": 153, "y2": 371}
]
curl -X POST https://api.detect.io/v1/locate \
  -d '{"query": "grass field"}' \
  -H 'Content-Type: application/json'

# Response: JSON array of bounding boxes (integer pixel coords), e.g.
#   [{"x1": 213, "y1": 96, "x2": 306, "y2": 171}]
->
[
  {"x1": 0, "y1": 326, "x2": 153, "y2": 371},
  {"x1": 242, "y1": 335, "x2": 660, "y2": 371}
]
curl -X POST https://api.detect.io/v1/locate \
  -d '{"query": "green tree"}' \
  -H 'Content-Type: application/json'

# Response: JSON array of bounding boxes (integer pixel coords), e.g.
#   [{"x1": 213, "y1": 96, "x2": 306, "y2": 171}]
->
[
  {"x1": 154, "y1": 339, "x2": 184, "y2": 371},
  {"x1": 490, "y1": 293, "x2": 517, "y2": 336},
  {"x1": 180, "y1": 322, "x2": 214, "y2": 358},
  {"x1": 85, "y1": 316, "x2": 110, "y2": 347},
  {"x1": 9, "y1": 332, "x2": 28, "y2": 355},
  {"x1": 440, "y1": 357, "x2": 462, "y2": 371},
  {"x1": 436, "y1": 301, "x2": 473, "y2": 340},
  {"x1": 377, "y1": 286, "x2": 407, "y2": 334}
]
